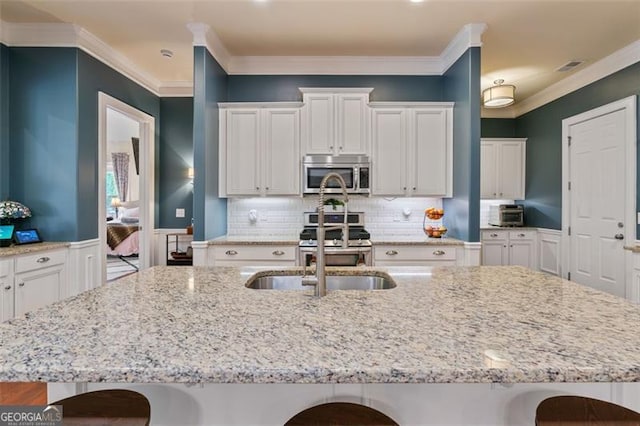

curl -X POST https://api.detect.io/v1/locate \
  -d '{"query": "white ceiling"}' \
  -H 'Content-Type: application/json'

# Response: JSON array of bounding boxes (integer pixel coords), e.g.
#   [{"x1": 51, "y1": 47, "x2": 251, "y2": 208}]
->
[{"x1": 1, "y1": 0, "x2": 639, "y2": 114}]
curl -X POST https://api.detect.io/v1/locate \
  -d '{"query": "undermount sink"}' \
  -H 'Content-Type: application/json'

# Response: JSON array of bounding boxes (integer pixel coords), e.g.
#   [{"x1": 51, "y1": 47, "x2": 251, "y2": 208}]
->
[{"x1": 246, "y1": 272, "x2": 396, "y2": 291}]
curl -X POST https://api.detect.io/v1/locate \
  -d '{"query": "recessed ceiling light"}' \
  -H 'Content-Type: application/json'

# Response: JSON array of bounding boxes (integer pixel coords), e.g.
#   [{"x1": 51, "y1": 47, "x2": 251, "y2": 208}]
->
[
  {"x1": 160, "y1": 49, "x2": 173, "y2": 58},
  {"x1": 410, "y1": 0, "x2": 425, "y2": 3}
]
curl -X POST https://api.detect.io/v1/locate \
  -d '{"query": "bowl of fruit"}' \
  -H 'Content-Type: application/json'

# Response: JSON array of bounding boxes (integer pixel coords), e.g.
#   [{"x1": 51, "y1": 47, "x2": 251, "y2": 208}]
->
[
  {"x1": 425, "y1": 207, "x2": 444, "y2": 220},
  {"x1": 424, "y1": 225, "x2": 447, "y2": 238}
]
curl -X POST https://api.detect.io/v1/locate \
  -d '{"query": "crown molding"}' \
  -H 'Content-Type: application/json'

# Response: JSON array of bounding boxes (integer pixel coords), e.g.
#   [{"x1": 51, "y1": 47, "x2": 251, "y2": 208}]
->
[
  {"x1": 1, "y1": 21, "x2": 194, "y2": 98},
  {"x1": 513, "y1": 39, "x2": 640, "y2": 117},
  {"x1": 440, "y1": 23, "x2": 487, "y2": 73},
  {"x1": 187, "y1": 22, "x2": 231, "y2": 74},
  {"x1": 480, "y1": 107, "x2": 517, "y2": 119}
]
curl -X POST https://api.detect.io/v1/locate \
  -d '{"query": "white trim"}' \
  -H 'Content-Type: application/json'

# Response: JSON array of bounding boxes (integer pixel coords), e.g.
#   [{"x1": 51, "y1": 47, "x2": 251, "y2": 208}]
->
[
  {"x1": 537, "y1": 228, "x2": 562, "y2": 276},
  {"x1": 191, "y1": 241, "x2": 210, "y2": 267},
  {"x1": 440, "y1": 23, "x2": 487, "y2": 73},
  {"x1": 158, "y1": 82, "x2": 194, "y2": 97},
  {"x1": 561, "y1": 96, "x2": 636, "y2": 299},
  {"x1": 99, "y1": 93, "x2": 156, "y2": 282},
  {"x1": 299, "y1": 87, "x2": 374, "y2": 94},
  {"x1": 187, "y1": 22, "x2": 232, "y2": 74},
  {"x1": 218, "y1": 102, "x2": 304, "y2": 109},
  {"x1": 68, "y1": 239, "x2": 101, "y2": 249},
  {"x1": 67, "y1": 239, "x2": 101, "y2": 295},
  {"x1": 463, "y1": 242, "x2": 482, "y2": 266},
  {"x1": 515, "y1": 39, "x2": 640, "y2": 117}
]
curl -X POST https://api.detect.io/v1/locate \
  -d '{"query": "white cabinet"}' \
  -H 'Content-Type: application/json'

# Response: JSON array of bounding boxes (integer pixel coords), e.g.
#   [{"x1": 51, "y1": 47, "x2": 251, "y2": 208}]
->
[
  {"x1": 14, "y1": 249, "x2": 66, "y2": 317},
  {"x1": 481, "y1": 138, "x2": 526, "y2": 200},
  {"x1": 219, "y1": 103, "x2": 301, "y2": 197},
  {"x1": 374, "y1": 245, "x2": 458, "y2": 266},
  {"x1": 0, "y1": 259, "x2": 13, "y2": 322},
  {"x1": 370, "y1": 103, "x2": 453, "y2": 197},
  {"x1": 300, "y1": 88, "x2": 372, "y2": 155},
  {"x1": 210, "y1": 244, "x2": 297, "y2": 267},
  {"x1": 481, "y1": 230, "x2": 536, "y2": 269}
]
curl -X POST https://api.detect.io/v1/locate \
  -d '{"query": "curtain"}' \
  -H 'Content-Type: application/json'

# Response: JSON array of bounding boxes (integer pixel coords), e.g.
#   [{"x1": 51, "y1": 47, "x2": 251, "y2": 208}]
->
[{"x1": 111, "y1": 152, "x2": 129, "y2": 202}]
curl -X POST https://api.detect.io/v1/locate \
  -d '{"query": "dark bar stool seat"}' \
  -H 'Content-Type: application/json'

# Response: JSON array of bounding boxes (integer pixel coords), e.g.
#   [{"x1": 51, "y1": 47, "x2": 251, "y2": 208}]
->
[
  {"x1": 52, "y1": 389, "x2": 150, "y2": 426},
  {"x1": 536, "y1": 395, "x2": 640, "y2": 426},
  {"x1": 285, "y1": 402, "x2": 398, "y2": 426}
]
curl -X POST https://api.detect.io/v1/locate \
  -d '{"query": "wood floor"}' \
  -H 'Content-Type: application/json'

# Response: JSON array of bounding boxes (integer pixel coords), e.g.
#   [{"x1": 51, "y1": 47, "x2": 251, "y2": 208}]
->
[{"x1": 0, "y1": 382, "x2": 47, "y2": 405}]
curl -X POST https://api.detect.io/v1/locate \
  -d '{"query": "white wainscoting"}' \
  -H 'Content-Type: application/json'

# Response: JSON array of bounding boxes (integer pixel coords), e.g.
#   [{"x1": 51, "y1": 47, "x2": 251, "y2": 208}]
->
[
  {"x1": 537, "y1": 228, "x2": 562, "y2": 276},
  {"x1": 153, "y1": 229, "x2": 189, "y2": 266},
  {"x1": 67, "y1": 239, "x2": 101, "y2": 297},
  {"x1": 463, "y1": 242, "x2": 482, "y2": 266},
  {"x1": 629, "y1": 243, "x2": 640, "y2": 304}
]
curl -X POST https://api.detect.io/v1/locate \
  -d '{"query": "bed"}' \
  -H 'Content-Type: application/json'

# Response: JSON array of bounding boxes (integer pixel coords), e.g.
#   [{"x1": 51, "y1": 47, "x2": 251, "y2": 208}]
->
[{"x1": 106, "y1": 206, "x2": 140, "y2": 270}]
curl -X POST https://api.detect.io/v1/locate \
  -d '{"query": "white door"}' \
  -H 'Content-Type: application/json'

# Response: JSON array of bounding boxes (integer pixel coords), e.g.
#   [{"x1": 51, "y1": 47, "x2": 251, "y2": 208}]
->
[
  {"x1": 567, "y1": 108, "x2": 628, "y2": 297},
  {"x1": 480, "y1": 142, "x2": 498, "y2": 199},
  {"x1": 371, "y1": 109, "x2": 407, "y2": 196},
  {"x1": 226, "y1": 109, "x2": 260, "y2": 195},
  {"x1": 411, "y1": 109, "x2": 448, "y2": 196},
  {"x1": 498, "y1": 142, "x2": 525, "y2": 199},
  {"x1": 14, "y1": 266, "x2": 63, "y2": 317},
  {"x1": 263, "y1": 109, "x2": 300, "y2": 195},
  {"x1": 336, "y1": 94, "x2": 368, "y2": 154}
]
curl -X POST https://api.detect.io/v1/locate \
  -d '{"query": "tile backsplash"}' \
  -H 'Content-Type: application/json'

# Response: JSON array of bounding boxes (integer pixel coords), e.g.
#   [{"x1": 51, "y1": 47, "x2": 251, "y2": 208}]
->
[{"x1": 227, "y1": 196, "x2": 445, "y2": 238}]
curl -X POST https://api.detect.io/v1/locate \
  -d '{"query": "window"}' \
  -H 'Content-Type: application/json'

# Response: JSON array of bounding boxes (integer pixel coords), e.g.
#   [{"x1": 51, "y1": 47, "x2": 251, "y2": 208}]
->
[{"x1": 106, "y1": 168, "x2": 118, "y2": 217}]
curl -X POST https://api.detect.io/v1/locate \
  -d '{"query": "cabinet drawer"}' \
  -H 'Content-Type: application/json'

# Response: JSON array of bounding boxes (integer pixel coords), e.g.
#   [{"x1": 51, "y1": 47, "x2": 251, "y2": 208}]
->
[
  {"x1": 213, "y1": 245, "x2": 296, "y2": 261},
  {"x1": 481, "y1": 230, "x2": 508, "y2": 241},
  {"x1": 15, "y1": 250, "x2": 66, "y2": 274},
  {"x1": 509, "y1": 230, "x2": 536, "y2": 240},
  {"x1": 375, "y1": 245, "x2": 456, "y2": 261}
]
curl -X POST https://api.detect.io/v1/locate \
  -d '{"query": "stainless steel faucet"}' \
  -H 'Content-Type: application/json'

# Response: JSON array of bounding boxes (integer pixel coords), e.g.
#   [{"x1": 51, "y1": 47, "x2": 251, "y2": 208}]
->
[{"x1": 302, "y1": 172, "x2": 349, "y2": 297}]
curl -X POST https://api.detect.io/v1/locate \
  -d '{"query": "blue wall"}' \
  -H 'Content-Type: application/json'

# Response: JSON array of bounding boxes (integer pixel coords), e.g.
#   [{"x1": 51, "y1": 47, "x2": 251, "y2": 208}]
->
[
  {"x1": 481, "y1": 118, "x2": 516, "y2": 138},
  {"x1": 159, "y1": 97, "x2": 194, "y2": 228},
  {"x1": 193, "y1": 46, "x2": 227, "y2": 240},
  {"x1": 442, "y1": 48, "x2": 482, "y2": 242},
  {"x1": 516, "y1": 61, "x2": 640, "y2": 234},
  {"x1": 77, "y1": 50, "x2": 160, "y2": 240},
  {"x1": 0, "y1": 44, "x2": 9, "y2": 200},
  {"x1": 228, "y1": 75, "x2": 443, "y2": 102},
  {"x1": 9, "y1": 48, "x2": 79, "y2": 241}
]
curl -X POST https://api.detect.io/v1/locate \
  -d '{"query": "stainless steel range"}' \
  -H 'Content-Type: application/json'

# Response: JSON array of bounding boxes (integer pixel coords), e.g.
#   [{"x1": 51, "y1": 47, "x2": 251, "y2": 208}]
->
[{"x1": 298, "y1": 211, "x2": 372, "y2": 267}]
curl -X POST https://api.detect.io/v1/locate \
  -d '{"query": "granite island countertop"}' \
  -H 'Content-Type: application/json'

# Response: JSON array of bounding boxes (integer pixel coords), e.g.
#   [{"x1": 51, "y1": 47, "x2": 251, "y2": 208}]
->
[{"x1": 0, "y1": 265, "x2": 639, "y2": 384}]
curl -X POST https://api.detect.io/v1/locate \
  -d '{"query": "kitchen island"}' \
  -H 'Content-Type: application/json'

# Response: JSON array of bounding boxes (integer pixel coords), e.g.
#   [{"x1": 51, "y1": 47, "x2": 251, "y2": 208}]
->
[{"x1": 1, "y1": 265, "x2": 639, "y2": 424}]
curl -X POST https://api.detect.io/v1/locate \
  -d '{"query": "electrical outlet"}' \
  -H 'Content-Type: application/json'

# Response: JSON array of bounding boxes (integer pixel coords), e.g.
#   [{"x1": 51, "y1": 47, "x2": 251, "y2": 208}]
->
[
  {"x1": 637, "y1": 212, "x2": 640, "y2": 225},
  {"x1": 176, "y1": 208, "x2": 185, "y2": 218}
]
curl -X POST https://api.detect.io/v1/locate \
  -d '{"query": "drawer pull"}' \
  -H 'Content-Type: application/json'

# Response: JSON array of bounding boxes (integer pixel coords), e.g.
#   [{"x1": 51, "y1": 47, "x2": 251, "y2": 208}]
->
[
  {"x1": 518, "y1": 233, "x2": 526, "y2": 237},
  {"x1": 225, "y1": 250, "x2": 238, "y2": 256},
  {"x1": 490, "y1": 233, "x2": 498, "y2": 237},
  {"x1": 4, "y1": 285, "x2": 10, "y2": 290},
  {"x1": 37, "y1": 257, "x2": 50, "y2": 263},
  {"x1": 433, "y1": 250, "x2": 446, "y2": 256},
  {"x1": 386, "y1": 250, "x2": 398, "y2": 256},
  {"x1": 18, "y1": 283, "x2": 24, "y2": 287},
  {"x1": 272, "y1": 250, "x2": 285, "y2": 256}
]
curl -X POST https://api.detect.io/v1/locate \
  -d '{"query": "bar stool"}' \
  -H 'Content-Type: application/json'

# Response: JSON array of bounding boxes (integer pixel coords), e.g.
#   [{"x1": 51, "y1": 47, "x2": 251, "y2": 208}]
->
[
  {"x1": 536, "y1": 395, "x2": 640, "y2": 425},
  {"x1": 52, "y1": 389, "x2": 151, "y2": 426},
  {"x1": 284, "y1": 402, "x2": 398, "y2": 425}
]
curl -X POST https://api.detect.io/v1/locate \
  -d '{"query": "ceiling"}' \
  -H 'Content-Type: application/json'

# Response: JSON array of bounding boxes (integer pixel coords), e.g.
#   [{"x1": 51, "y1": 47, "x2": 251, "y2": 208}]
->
[{"x1": 1, "y1": 0, "x2": 639, "y2": 113}]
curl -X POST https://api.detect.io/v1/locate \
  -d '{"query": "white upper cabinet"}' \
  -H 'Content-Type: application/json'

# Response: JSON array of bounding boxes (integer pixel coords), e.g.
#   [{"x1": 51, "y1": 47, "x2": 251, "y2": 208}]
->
[
  {"x1": 481, "y1": 138, "x2": 527, "y2": 200},
  {"x1": 219, "y1": 103, "x2": 302, "y2": 197},
  {"x1": 301, "y1": 88, "x2": 372, "y2": 156},
  {"x1": 370, "y1": 103, "x2": 453, "y2": 197}
]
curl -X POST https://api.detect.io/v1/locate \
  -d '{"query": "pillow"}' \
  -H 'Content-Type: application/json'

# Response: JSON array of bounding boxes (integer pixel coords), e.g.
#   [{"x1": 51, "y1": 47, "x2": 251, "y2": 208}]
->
[
  {"x1": 121, "y1": 207, "x2": 139, "y2": 218},
  {"x1": 120, "y1": 217, "x2": 139, "y2": 224},
  {"x1": 121, "y1": 200, "x2": 139, "y2": 209}
]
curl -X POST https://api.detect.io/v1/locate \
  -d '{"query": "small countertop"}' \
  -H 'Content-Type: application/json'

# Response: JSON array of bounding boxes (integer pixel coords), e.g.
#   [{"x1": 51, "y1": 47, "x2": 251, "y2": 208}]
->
[
  {"x1": 209, "y1": 236, "x2": 299, "y2": 246},
  {"x1": 0, "y1": 242, "x2": 70, "y2": 258},
  {"x1": 624, "y1": 245, "x2": 640, "y2": 253},
  {"x1": 370, "y1": 237, "x2": 464, "y2": 246},
  {"x1": 480, "y1": 226, "x2": 539, "y2": 231},
  {"x1": 1, "y1": 265, "x2": 639, "y2": 384}
]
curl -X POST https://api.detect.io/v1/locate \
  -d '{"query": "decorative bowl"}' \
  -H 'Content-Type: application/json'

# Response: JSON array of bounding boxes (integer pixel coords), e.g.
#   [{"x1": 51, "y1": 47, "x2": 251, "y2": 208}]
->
[{"x1": 425, "y1": 208, "x2": 444, "y2": 220}]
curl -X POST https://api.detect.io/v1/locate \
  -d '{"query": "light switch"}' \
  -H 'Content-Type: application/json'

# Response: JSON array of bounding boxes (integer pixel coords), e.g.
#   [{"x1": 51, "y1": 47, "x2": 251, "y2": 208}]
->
[
  {"x1": 176, "y1": 208, "x2": 185, "y2": 218},
  {"x1": 637, "y1": 212, "x2": 640, "y2": 225}
]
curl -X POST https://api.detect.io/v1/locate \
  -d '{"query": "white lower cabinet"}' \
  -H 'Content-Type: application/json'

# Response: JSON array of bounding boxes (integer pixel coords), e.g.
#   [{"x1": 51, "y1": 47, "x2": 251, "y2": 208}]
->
[
  {"x1": 374, "y1": 245, "x2": 458, "y2": 266},
  {"x1": 210, "y1": 245, "x2": 297, "y2": 267},
  {"x1": 1, "y1": 248, "x2": 67, "y2": 321},
  {"x1": 481, "y1": 230, "x2": 536, "y2": 269}
]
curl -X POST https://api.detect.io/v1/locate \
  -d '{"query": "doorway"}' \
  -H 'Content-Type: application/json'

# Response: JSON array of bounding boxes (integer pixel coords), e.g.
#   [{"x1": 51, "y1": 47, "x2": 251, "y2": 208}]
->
[
  {"x1": 562, "y1": 95, "x2": 636, "y2": 298},
  {"x1": 98, "y1": 93, "x2": 155, "y2": 284}
]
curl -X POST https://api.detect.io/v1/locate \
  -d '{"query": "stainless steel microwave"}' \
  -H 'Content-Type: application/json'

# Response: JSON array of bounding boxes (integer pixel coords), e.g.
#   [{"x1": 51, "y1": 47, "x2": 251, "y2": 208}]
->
[
  {"x1": 488, "y1": 204, "x2": 524, "y2": 227},
  {"x1": 303, "y1": 155, "x2": 370, "y2": 195}
]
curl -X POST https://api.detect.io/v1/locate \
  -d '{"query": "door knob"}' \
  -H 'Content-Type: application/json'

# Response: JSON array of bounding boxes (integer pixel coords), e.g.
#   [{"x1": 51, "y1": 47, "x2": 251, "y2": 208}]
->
[{"x1": 614, "y1": 233, "x2": 624, "y2": 240}]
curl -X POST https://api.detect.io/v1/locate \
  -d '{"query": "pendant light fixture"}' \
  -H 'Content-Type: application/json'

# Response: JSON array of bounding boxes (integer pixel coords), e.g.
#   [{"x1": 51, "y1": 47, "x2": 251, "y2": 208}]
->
[{"x1": 482, "y1": 79, "x2": 515, "y2": 108}]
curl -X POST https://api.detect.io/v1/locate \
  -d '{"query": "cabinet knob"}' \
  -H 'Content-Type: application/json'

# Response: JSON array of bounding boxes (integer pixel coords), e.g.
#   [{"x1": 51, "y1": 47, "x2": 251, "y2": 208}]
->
[
  {"x1": 329, "y1": 146, "x2": 333, "y2": 150},
  {"x1": 493, "y1": 193, "x2": 497, "y2": 196},
  {"x1": 433, "y1": 250, "x2": 445, "y2": 256},
  {"x1": 272, "y1": 250, "x2": 285, "y2": 256},
  {"x1": 503, "y1": 245, "x2": 507, "y2": 248},
  {"x1": 386, "y1": 250, "x2": 398, "y2": 256},
  {"x1": 412, "y1": 187, "x2": 416, "y2": 191},
  {"x1": 490, "y1": 233, "x2": 498, "y2": 237},
  {"x1": 265, "y1": 187, "x2": 269, "y2": 191},
  {"x1": 500, "y1": 193, "x2": 503, "y2": 196},
  {"x1": 4, "y1": 285, "x2": 10, "y2": 291},
  {"x1": 403, "y1": 187, "x2": 407, "y2": 191},
  {"x1": 225, "y1": 250, "x2": 238, "y2": 256},
  {"x1": 18, "y1": 282, "x2": 25, "y2": 287},
  {"x1": 256, "y1": 187, "x2": 260, "y2": 191},
  {"x1": 37, "y1": 256, "x2": 50, "y2": 263},
  {"x1": 338, "y1": 146, "x2": 343, "y2": 151},
  {"x1": 518, "y1": 233, "x2": 525, "y2": 237}
]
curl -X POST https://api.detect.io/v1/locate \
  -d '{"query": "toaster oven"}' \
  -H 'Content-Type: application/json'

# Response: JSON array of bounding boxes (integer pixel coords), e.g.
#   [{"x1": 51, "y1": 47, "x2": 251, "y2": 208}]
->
[{"x1": 488, "y1": 204, "x2": 524, "y2": 227}]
